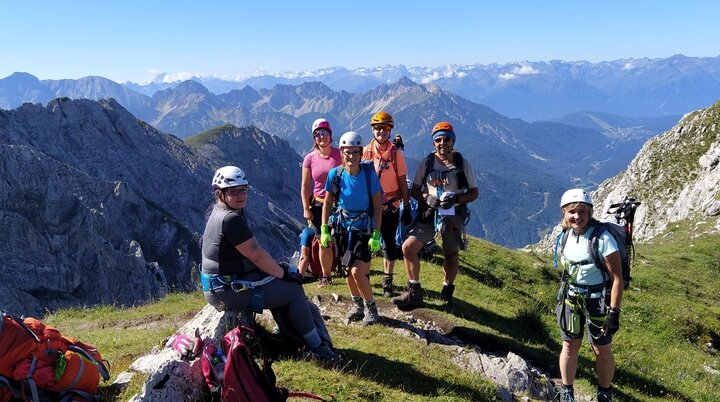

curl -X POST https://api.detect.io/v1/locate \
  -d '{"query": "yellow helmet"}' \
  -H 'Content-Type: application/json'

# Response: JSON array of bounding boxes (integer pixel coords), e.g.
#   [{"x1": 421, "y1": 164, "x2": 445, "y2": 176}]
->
[{"x1": 370, "y1": 111, "x2": 394, "y2": 128}]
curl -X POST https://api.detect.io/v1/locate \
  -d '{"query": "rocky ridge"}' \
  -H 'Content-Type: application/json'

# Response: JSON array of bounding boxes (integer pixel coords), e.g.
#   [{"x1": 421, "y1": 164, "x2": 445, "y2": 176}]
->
[
  {"x1": 0, "y1": 98, "x2": 302, "y2": 316},
  {"x1": 533, "y1": 100, "x2": 720, "y2": 251}
]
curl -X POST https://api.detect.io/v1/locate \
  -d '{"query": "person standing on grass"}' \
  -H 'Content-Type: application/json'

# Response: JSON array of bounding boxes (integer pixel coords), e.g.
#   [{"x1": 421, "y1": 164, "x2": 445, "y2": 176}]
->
[
  {"x1": 320, "y1": 131, "x2": 383, "y2": 325},
  {"x1": 362, "y1": 111, "x2": 412, "y2": 297},
  {"x1": 299, "y1": 118, "x2": 341, "y2": 287},
  {"x1": 392, "y1": 121, "x2": 478, "y2": 310},
  {"x1": 554, "y1": 189, "x2": 623, "y2": 402}
]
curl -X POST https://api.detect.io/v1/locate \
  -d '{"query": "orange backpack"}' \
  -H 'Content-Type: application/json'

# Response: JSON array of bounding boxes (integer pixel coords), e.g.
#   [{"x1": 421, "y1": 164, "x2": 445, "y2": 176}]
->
[{"x1": 0, "y1": 310, "x2": 110, "y2": 402}]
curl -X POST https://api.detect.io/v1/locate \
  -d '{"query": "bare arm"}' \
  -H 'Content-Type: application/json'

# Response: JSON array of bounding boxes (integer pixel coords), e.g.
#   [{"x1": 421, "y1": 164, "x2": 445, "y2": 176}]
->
[
  {"x1": 459, "y1": 187, "x2": 479, "y2": 204},
  {"x1": 301, "y1": 167, "x2": 314, "y2": 220},
  {"x1": 235, "y1": 237, "x2": 285, "y2": 278},
  {"x1": 322, "y1": 190, "x2": 335, "y2": 226},
  {"x1": 397, "y1": 174, "x2": 410, "y2": 205},
  {"x1": 372, "y1": 190, "x2": 382, "y2": 231},
  {"x1": 603, "y1": 251, "x2": 624, "y2": 309},
  {"x1": 411, "y1": 185, "x2": 425, "y2": 206}
]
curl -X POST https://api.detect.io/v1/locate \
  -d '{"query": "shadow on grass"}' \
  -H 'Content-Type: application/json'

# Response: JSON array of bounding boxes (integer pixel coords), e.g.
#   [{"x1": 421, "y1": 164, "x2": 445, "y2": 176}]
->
[{"x1": 338, "y1": 348, "x2": 491, "y2": 400}]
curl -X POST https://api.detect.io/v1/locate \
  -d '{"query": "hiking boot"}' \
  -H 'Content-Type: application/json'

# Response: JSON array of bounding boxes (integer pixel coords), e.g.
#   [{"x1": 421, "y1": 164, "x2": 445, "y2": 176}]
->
[
  {"x1": 391, "y1": 282, "x2": 424, "y2": 311},
  {"x1": 317, "y1": 276, "x2": 331, "y2": 288},
  {"x1": 556, "y1": 386, "x2": 575, "y2": 402},
  {"x1": 440, "y1": 284, "x2": 455, "y2": 304},
  {"x1": 596, "y1": 389, "x2": 612, "y2": 402},
  {"x1": 381, "y1": 274, "x2": 394, "y2": 297},
  {"x1": 307, "y1": 343, "x2": 343, "y2": 367},
  {"x1": 362, "y1": 300, "x2": 380, "y2": 325},
  {"x1": 346, "y1": 296, "x2": 365, "y2": 322}
]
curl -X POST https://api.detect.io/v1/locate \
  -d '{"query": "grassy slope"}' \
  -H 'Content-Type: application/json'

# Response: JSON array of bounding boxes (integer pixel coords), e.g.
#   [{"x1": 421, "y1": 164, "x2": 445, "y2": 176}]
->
[{"x1": 45, "y1": 228, "x2": 720, "y2": 401}]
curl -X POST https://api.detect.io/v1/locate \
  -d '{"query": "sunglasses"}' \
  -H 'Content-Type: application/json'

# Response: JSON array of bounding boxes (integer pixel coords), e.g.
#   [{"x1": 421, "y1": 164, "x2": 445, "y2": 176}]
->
[
  {"x1": 342, "y1": 149, "x2": 361, "y2": 157},
  {"x1": 225, "y1": 186, "x2": 248, "y2": 196},
  {"x1": 314, "y1": 129, "x2": 330, "y2": 138},
  {"x1": 434, "y1": 137, "x2": 453, "y2": 144},
  {"x1": 372, "y1": 125, "x2": 391, "y2": 132}
]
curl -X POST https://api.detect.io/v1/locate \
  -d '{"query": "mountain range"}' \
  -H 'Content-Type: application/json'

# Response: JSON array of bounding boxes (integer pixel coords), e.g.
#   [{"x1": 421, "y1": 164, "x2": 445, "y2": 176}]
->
[
  {"x1": 0, "y1": 71, "x2": 681, "y2": 247},
  {"x1": 122, "y1": 54, "x2": 720, "y2": 121}
]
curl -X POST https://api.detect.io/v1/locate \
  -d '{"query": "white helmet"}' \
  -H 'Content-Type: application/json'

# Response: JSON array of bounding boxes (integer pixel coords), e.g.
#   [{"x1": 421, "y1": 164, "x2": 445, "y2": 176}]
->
[
  {"x1": 212, "y1": 166, "x2": 248, "y2": 189},
  {"x1": 311, "y1": 118, "x2": 332, "y2": 134},
  {"x1": 338, "y1": 131, "x2": 363, "y2": 148},
  {"x1": 560, "y1": 189, "x2": 592, "y2": 208}
]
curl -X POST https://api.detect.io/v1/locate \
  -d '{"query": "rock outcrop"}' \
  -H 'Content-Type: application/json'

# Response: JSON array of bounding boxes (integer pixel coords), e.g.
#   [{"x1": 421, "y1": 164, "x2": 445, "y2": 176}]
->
[{"x1": 0, "y1": 99, "x2": 303, "y2": 316}]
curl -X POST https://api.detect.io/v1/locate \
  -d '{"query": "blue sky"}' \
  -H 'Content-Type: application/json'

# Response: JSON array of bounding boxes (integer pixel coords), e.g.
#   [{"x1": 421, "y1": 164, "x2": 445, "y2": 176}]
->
[{"x1": 2, "y1": 1, "x2": 718, "y2": 83}]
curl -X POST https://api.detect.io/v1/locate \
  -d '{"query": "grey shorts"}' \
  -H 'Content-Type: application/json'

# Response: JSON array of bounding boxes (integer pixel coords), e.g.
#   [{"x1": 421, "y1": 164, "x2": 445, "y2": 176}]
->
[
  {"x1": 556, "y1": 287, "x2": 612, "y2": 345},
  {"x1": 406, "y1": 214, "x2": 465, "y2": 252}
]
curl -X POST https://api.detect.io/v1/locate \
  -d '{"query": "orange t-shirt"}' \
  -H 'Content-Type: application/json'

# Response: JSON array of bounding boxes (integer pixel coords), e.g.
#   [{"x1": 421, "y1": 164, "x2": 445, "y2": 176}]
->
[{"x1": 362, "y1": 139, "x2": 408, "y2": 205}]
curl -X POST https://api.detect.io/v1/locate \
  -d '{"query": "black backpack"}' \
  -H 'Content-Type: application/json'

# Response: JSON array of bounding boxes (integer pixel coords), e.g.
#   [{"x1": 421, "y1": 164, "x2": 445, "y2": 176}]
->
[
  {"x1": 554, "y1": 198, "x2": 641, "y2": 289},
  {"x1": 419, "y1": 151, "x2": 470, "y2": 223}
]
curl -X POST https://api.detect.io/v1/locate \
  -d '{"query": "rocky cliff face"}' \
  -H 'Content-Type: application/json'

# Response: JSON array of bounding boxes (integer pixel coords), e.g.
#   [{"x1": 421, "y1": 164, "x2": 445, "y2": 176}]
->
[
  {"x1": 533, "y1": 100, "x2": 720, "y2": 251},
  {"x1": 0, "y1": 99, "x2": 302, "y2": 316},
  {"x1": 593, "y1": 101, "x2": 720, "y2": 241}
]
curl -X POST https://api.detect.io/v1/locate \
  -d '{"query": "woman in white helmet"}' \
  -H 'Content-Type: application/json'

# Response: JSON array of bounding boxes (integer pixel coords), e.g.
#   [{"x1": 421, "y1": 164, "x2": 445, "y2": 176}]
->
[
  {"x1": 320, "y1": 132, "x2": 383, "y2": 325},
  {"x1": 299, "y1": 118, "x2": 342, "y2": 287},
  {"x1": 554, "y1": 189, "x2": 623, "y2": 402},
  {"x1": 201, "y1": 166, "x2": 340, "y2": 364}
]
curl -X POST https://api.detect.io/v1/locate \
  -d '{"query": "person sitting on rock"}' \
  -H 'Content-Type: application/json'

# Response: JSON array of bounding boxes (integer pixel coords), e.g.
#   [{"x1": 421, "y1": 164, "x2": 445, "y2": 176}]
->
[{"x1": 200, "y1": 165, "x2": 341, "y2": 365}]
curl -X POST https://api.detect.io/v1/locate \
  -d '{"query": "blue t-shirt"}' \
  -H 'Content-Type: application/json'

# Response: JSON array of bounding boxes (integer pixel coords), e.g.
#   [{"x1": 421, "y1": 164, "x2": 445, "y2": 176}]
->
[
  {"x1": 324, "y1": 163, "x2": 381, "y2": 216},
  {"x1": 560, "y1": 226, "x2": 619, "y2": 285}
]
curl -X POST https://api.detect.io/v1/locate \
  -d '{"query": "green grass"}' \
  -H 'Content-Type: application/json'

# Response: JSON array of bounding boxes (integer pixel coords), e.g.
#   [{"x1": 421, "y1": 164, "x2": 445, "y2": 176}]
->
[{"x1": 44, "y1": 228, "x2": 720, "y2": 401}]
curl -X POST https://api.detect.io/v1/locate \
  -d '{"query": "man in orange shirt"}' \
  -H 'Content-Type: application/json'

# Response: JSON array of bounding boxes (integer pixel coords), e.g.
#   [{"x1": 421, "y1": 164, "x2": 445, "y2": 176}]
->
[{"x1": 363, "y1": 112, "x2": 412, "y2": 297}]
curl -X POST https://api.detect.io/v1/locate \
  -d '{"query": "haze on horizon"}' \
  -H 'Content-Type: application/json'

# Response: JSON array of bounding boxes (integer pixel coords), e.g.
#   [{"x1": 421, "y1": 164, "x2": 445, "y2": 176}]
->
[{"x1": 1, "y1": 0, "x2": 719, "y2": 83}]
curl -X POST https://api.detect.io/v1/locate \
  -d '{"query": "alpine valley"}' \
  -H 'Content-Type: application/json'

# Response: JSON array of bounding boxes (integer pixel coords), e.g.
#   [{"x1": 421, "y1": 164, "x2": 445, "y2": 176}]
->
[{"x1": 2, "y1": 55, "x2": 720, "y2": 315}]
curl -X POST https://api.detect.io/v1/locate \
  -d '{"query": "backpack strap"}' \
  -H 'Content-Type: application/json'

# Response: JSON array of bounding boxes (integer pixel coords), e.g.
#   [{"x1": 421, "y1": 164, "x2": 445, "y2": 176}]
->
[
  {"x1": 331, "y1": 164, "x2": 374, "y2": 215},
  {"x1": 421, "y1": 151, "x2": 469, "y2": 190},
  {"x1": 553, "y1": 229, "x2": 570, "y2": 270},
  {"x1": 587, "y1": 222, "x2": 611, "y2": 284}
]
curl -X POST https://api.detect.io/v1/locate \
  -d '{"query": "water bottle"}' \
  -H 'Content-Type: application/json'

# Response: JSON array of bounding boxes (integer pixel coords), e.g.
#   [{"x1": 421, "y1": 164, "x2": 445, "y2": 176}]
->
[{"x1": 288, "y1": 251, "x2": 300, "y2": 273}]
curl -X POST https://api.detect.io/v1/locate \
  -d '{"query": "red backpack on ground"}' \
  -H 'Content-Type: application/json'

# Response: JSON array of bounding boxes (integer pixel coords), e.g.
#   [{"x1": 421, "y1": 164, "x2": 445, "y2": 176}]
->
[
  {"x1": 201, "y1": 325, "x2": 324, "y2": 402},
  {"x1": 0, "y1": 310, "x2": 110, "y2": 402}
]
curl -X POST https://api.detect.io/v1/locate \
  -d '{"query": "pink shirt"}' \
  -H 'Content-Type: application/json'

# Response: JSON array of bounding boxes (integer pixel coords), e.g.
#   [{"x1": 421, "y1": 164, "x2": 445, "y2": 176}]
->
[{"x1": 302, "y1": 147, "x2": 341, "y2": 199}]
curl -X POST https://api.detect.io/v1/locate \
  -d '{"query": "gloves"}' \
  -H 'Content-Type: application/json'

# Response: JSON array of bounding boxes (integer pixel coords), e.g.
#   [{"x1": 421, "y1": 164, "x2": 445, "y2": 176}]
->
[
  {"x1": 368, "y1": 229, "x2": 381, "y2": 252},
  {"x1": 320, "y1": 224, "x2": 331, "y2": 248},
  {"x1": 603, "y1": 307, "x2": 621, "y2": 335},
  {"x1": 440, "y1": 195, "x2": 458, "y2": 209},
  {"x1": 281, "y1": 264, "x2": 304, "y2": 284},
  {"x1": 401, "y1": 206, "x2": 413, "y2": 225},
  {"x1": 424, "y1": 194, "x2": 440, "y2": 209}
]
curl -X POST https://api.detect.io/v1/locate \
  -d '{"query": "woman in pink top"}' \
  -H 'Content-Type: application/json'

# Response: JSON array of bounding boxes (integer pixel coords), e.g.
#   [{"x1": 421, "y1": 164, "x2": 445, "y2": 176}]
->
[{"x1": 299, "y1": 118, "x2": 341, "y2": 287}]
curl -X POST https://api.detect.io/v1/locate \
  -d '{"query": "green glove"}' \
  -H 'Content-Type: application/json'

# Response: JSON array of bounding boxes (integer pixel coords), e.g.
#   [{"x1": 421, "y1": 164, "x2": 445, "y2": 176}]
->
[
  {"x1": 320, "y1": 224, "x2": 331, "y2": 248},
  {"x1": 368, "y1": 229, "x2": 381, "y2": 253}
]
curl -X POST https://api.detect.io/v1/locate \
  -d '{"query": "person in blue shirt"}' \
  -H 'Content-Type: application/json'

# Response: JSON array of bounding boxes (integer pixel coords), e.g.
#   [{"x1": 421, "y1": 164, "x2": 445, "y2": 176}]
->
[
  {"x1": 555, "y1": 189, "x2": 623, "y2": 402},
  {"x1": 320, "y1": 131, "x2": 383, "y2": 325}
]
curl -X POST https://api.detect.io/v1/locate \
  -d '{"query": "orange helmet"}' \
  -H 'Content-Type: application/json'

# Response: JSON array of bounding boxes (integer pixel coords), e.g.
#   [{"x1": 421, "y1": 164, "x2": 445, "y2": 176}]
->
[
  {"x1": 432, "y1": 121, "x2": 454, "y2": 135},
  {"x1": 370, "y1": 111, "x2": 394, "y2": 128}
]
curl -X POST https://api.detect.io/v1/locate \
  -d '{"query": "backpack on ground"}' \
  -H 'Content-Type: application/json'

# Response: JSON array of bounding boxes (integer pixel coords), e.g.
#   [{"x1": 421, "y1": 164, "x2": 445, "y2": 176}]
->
[
  {"x1": 307, "y1": 236, "x2": 341, "y2": 279},
  {"x1": 554, "y1": 197, "x2": 641, "y2": 289},
  {"x1": 0, "y1": 310, "x2": 110, "y2": 402},
  {"x1": 200, "y1": 325, "x2": 325, "y2": 402}
]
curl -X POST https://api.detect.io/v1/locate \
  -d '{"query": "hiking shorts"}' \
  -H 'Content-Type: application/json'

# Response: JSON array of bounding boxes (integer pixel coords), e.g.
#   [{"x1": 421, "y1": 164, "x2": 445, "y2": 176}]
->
[
  {"x1": 380, "y1": 208, "x2": 401, "y2": 260},
  {"x1": 556, "y1": 287, "x2": 612, "y2": 345},
  {"x1": 407, "y1": 214, "x2": 465, "y2": 252},
  {"x1": 334, "y1": 230, "x2": 372, "y2": 268}
]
